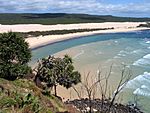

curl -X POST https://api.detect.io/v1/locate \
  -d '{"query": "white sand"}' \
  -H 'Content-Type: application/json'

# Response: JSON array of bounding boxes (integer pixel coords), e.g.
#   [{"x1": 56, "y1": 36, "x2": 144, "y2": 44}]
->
[
  {"x1": 0, "y1": 22, "x2": 146, "y2": 33},
  {"x1": 0, "y1": 22, "x2": 149, "y2": 49}
]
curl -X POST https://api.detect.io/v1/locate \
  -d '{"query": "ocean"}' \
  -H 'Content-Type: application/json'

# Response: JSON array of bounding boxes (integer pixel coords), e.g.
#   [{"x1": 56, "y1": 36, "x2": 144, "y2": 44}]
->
[{"x1": 31, "y1": 30, "x2": 150, "y2": 112}]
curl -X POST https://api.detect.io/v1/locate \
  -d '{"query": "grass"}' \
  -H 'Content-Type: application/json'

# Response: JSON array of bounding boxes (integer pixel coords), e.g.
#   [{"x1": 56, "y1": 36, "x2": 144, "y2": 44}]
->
[{"x1": 0, "y1": 78, "x2": 67, "y2": 113}]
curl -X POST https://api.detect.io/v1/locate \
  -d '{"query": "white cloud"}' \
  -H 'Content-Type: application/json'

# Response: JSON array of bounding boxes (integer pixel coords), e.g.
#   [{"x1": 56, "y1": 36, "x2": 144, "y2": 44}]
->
[{"x1": 0, "y1": 0, "x2": 150, "y2": 17}]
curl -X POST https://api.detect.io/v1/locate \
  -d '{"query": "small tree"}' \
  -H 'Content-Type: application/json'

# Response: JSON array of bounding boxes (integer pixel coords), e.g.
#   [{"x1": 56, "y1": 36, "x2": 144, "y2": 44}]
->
[
  {"x1": 0, "y1": 32, "x2": 32, "y2": 80},
  {"x1": 34, "y1": 55, "x2": 81, "y2": 96}
]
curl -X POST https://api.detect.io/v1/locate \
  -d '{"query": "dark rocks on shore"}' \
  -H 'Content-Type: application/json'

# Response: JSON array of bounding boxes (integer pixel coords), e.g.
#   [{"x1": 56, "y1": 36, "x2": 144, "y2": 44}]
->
[{"x1": 65, "y1": 98, "x2": 144, "y2": 113}]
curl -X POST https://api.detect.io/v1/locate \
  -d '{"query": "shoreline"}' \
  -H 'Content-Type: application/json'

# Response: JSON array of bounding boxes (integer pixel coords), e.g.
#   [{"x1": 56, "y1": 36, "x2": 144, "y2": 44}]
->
[
  {"x1": 0, "y1": 22, "x2": 150, "y2": 49},
  {"x1": 26, "y1": 27, "x2": 150, "y2": 50}
]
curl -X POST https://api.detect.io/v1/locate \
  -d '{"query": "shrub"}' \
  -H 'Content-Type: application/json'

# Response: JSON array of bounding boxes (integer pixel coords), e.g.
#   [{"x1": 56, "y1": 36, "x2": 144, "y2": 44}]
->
[{"x1": 0, "y1": 32, "x2": 32, "y2": 80}]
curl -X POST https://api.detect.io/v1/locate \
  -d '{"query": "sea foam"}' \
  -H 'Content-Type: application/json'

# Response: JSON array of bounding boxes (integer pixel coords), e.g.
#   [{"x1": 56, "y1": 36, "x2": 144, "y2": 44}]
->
[
  {"x1": 126, "y1": 72, "x2": 150, "y2": 97},
  {"x1": 133, "y1": 54, "x2": 150, "y2": 67},
  {"x1": 133, "y1": 85, "x2": 150, "y2": 96},
  {"x1": 146, "y1": 41, "x2": 150, "y2": 44},
  {"x1": 143, "y1": 54, "x2": 150, "y2": 59}
]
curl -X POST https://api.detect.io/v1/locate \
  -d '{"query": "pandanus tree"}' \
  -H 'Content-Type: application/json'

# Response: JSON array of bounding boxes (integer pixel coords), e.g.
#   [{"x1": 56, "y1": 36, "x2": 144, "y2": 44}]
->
[
  {"x1": 34, "y1": 55, "x2": 81, "y2": 96},
  {"x1": 0, "y1": 32, "x2": 32, "y2": 80}
]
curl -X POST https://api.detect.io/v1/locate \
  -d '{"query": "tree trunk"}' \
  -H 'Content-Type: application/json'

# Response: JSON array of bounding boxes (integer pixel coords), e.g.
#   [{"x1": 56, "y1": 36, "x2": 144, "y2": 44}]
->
[
  {"x1": 108, "y1": 96, "x2": 115, "y2": 112},
  {"x1": 54, "y1": 84, "x2": 57, "y2": 96},
  {"x1": 101, "y1": 94, "x2": 104, "y2": 111},
  {"x1": 89, "y1": 99, "x2": 92, "y2": 113},
  {"x1": 88, "y1": 94, "x2": 92, "y2": 113}
]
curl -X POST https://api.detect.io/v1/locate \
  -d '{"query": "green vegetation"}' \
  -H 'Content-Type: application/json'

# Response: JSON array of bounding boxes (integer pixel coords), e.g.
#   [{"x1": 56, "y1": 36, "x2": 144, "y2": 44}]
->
[
  {"x1": 0, "y1": 78, "x2": 67, "y2": 113},
  {"x1": 0, "y1": 32, "x2": 32, "y2": 80},
  {"x1": 0, "y1": 13, "x2": 150, "y2": 25},
  {"x1": 34, "y1": 55, "x2": 81, "y2": 96},
  {"x1": 0, "y1": 32, "x2": 81, "y2": 113},
  {"x1": 17, "y1": 28, "x2": 114, "y2": 38}
]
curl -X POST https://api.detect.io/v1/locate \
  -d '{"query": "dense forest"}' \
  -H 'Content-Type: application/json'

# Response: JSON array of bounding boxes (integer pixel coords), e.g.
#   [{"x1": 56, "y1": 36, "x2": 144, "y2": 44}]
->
[{"x1": 0, "y1": 13, "x2": 150, "y2": 25}]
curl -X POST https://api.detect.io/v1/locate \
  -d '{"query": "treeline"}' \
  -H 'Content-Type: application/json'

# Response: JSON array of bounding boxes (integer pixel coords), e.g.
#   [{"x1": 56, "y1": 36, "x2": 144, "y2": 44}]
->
[
  {"x1": 0, "y1": 13, "x2": 150, "y2": 25},
  {"x1": 16, "y1": 28, "x2": 114, "y2": 38}
]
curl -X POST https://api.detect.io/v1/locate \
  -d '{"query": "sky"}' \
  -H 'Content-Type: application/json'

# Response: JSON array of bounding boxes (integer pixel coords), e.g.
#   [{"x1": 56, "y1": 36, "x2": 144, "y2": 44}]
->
[{"x1": 0, "y1": 0, "x2": 150, "y2": 17}]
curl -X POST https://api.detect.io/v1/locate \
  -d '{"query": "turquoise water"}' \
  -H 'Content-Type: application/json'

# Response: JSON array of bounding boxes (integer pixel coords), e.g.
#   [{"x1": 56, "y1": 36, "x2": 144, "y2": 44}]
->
[{"x1": 31, "y1": 30, "x2": 150, "y2": 112}]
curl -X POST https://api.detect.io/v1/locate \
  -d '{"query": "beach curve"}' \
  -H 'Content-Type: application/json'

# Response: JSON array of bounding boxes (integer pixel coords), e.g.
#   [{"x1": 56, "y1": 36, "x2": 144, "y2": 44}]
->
[{"x1": 0, "y1": 22, "x2": 150, "y2": 49}]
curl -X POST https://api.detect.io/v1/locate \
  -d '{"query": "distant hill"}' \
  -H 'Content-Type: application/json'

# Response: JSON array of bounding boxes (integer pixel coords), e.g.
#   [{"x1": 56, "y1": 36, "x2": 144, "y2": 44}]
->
[{"x1": 0, "y1": 13, "x2": 150, "y2": 25}]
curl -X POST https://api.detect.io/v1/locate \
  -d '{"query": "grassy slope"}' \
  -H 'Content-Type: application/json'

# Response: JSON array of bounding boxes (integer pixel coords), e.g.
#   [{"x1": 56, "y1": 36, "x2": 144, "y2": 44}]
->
[
  {"x1": 0, "y1": 78, "x2": 68, "y2": 113},
  {"x1": 0, "y1": 13, "x2": 150, "y2": 25}
]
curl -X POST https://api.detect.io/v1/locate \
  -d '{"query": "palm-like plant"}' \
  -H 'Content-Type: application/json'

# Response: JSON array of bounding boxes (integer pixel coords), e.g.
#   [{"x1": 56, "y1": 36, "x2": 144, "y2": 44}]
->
[{"x1": 34, "y1": 55, "x2": 81, "y2": 96}]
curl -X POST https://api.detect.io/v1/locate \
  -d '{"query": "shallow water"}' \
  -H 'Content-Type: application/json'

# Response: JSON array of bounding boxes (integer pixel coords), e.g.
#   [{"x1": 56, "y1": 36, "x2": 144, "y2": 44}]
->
[{"x1": 31, "y1": 30, "x2": 150, "y2": 112}]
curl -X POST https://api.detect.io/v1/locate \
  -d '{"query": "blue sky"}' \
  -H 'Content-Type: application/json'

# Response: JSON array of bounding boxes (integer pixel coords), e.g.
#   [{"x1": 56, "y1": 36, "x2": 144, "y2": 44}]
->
[{"x1": 0, "y1": 0, "x2": 150, "y2": 17}]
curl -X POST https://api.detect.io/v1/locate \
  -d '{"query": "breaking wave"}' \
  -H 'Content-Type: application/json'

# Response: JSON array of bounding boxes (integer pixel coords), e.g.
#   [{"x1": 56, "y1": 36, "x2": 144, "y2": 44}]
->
[
  {"x1": 125, "y1": 72, "x2": 150, "y2": 97},
  {"x1": 133, "y1": 54, "x2": 150, "y2": 68}
]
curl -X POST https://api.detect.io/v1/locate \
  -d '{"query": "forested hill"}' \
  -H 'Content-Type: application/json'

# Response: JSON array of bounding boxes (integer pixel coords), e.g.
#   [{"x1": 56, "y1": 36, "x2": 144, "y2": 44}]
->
[{"x1": 0, "y1": 13, "x2": 150, "y2": 25}]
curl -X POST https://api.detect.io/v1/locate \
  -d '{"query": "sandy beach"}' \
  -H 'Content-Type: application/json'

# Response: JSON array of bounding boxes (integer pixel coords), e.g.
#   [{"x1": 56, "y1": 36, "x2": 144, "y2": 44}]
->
[
  {"x1": 26, "y1": 27, "x2": 150, "y2": 49},
  {"x1": 0, "y1": 22, "x2": 146, "y2": 33},
  {"x1": 0, "y1": 22, "x2": 149, "y2": 49}
]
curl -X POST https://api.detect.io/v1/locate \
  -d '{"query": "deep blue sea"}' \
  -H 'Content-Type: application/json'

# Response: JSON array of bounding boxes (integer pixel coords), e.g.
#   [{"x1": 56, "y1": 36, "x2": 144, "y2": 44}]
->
[{"x1": 31, "y1": 30, "x2": 150, "y2": 112}]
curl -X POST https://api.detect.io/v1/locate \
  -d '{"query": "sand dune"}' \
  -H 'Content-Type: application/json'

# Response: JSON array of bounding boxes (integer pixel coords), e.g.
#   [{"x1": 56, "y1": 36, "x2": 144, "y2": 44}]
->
[
  {"x1": 0, "y1": 22, "x2": 149, "y2": 49},
  {"x1": 0, "y1": 22, "x2": 146, "y2": 33}
]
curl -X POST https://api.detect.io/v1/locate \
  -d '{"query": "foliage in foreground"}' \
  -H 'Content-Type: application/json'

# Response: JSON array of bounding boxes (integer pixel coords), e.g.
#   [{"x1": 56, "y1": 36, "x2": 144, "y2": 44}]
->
[
  {"x1": 0, "y1": 78, "x2": 67, "y2": 113},
  {"x1": 0, "y1": 32, "x2": 32, "y2": 80}
]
